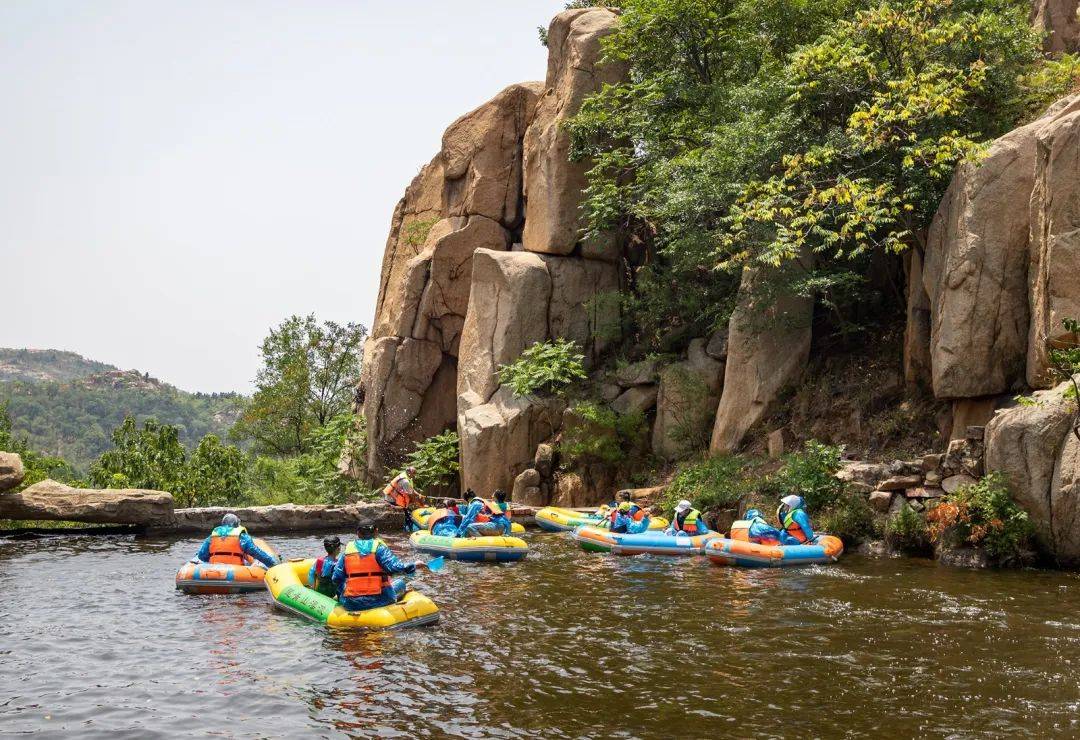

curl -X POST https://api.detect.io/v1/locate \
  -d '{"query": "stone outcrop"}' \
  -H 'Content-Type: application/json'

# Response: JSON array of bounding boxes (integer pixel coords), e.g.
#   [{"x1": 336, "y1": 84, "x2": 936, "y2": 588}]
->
[
  {"x1": 522, "y1": 7, "x2": 625, "y2": 258},
  {"x1": 986, "y1": 379, "x2": 1080, "y2": 564},
  {"x1": 903, "y1": 249, "x2": 933, "y2": 390},
  {"x1": 0, "y1": 452, "x2": 24, "y2": 492},
  {"x1": 362, "y1": 82, "x2": 542, "y2": 480},
  {"x1": 165, "y1": 502, "x2": 402, "y2": 533},
  {"x1": 1032, "y1": 0, "x2": 1080, "y2": 52},
  {"x1": 1027, "y1": 100, "x2": 1080, "y2": 387},
  {"x1": 654, "y1": 340, "x2": 724, "y2": 460},
  {"x1": 710, "y1": 264, "x2": 813, "y2": 453},
  {"x1": 0, "y1": 479, "x2": 174, "y2": 525}
]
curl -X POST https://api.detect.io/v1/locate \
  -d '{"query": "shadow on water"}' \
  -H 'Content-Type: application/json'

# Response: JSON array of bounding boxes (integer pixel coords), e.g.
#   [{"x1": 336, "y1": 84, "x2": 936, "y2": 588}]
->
[{"x1": 2, "y1": 530, "x2": 1080, "y2": 737}]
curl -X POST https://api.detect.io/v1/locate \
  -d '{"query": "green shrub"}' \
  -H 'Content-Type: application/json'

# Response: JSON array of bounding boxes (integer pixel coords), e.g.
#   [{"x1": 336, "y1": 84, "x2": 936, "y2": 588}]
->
[
  {"x1": 927, "y1": 472, "x2": 1034, "y2": 562},
  {"x1": 760, "y1": 441, "x2": 845, "y2": 513},
  {"x1": 401, "y1": 217, "x2": 439, "y2": 247},
  {"x1": 497, "y1": 339, "x2": 587, "y2": 397},
  {"x1": 816, "y1": 491, "x2": 876, "y2": 543},
  {"x1": 561, "y1": 402, "x2": 645, "y2": 465},
  {"x1": 661, "y1": 454, "x2": 751, "y2": 515},
  {"x1": 405, "y1": 430, "x2": 460, "y2": 491},
  {"x1": 886, "y1": 501, "x2": 930, "y2": 552}
]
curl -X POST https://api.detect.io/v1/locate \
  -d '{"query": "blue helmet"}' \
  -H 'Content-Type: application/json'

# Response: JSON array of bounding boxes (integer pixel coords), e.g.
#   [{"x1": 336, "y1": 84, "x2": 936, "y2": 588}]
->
[{"x1": 745, "y1": 508, "x2": 762, "y2": 520}]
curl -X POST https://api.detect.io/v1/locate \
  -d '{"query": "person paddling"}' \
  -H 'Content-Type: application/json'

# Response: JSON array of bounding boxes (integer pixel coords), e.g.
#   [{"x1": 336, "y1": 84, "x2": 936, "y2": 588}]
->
[
  {"x1": 331, "y1": 523, "x2": 428, "y2": 612},
  {"x1": 777, "y1": 495, "x2": 816, "y2": 545},
  {"x1": 195, "y1": 513, "x2": 278, "y2": 567}
]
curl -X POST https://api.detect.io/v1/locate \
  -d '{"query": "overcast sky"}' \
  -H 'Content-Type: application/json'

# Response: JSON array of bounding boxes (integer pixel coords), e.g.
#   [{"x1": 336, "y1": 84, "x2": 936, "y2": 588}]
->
[{"x1": 2, "y1": 0, "x2": 564, "y2": 392}]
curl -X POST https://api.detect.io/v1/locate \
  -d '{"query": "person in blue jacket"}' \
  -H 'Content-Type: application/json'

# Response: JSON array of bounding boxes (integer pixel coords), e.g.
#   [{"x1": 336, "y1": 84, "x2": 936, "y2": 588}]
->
[
  {"x1": 744, "y1": 508, "x2": 782, "y2": 544},
  {"x1": 609, "y1": 502, "x2": 652, "y2": 534},
  {"x1": 195, "y1": 513, "x2": 278, "y2": 567},
  {"x1": 429, "y1": 503, "x2": 462, "y2": 537},
  {"x1": 308, "y1": 536, "x2": 342, "y2": 598},
  {"x1": 456, "y1": 490, "x2": 512, "y2": 537},
  {"x1": 777, "y1": 495, "x2": 816, "y2": 545},
  {"x1": 332, "y1": 523, "x2": 428, "y2": 611}
]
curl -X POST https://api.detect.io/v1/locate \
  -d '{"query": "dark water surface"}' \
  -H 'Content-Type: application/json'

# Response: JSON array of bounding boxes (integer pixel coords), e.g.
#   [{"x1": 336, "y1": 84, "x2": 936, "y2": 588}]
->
[{"x1": 2, "y1": 531, "x2": 1080, "y2": 738}]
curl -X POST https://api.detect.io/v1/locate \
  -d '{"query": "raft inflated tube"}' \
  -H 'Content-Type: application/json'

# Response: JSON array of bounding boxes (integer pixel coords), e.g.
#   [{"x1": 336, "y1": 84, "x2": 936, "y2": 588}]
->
[
  {"x1": 534, "y1": 506, "x2": 668, "y2": 533},
  {"x1": 571, "y1": 526, "x2": 719, "y2": 556},
  {"x1": 175, "y1": 538, "x2": 280, "y2": 594},
  {"x1": 409, "y1": 530, "x2": 529, "y2": 562},
  {"x1": 264, "y1": 559, "x2": 439, "y2": 630},
  {"x1": 704, "y1": 534, "x2": 844, "y2": 567},
  {"x1": 411, "y1": 507, "x2": 525, "y2": 534}
]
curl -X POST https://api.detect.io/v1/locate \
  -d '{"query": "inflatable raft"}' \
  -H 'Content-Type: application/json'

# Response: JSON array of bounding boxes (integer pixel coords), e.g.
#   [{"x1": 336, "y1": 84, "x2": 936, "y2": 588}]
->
[
  {"x1": 704, "y1": 534, "x2": 844, "y2": 567},
  {"x1": 175, "y1": 538, "x2": 280, "y2": 594},
  {"x1": 411, "y1": 506, "x2": 525, "y2": 534},
  {"x1": 535, "y1": 506, "x2": 668, "y2": 533},
  {"x1": 409, "y1": 530, "x2": 529, "y2": 563},
  {"x1": 571, "y1": 525, "x2": 718, "y2": 556},
  {"x1": 264, "y1": 559, "x2": 438, "y2": 630}
]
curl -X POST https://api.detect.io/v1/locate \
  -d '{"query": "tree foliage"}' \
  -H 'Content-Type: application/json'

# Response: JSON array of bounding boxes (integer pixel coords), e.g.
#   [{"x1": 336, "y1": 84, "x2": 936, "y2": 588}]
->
[
  {"x1": 232, "y1": 315, "x2": 366, "y2": 456},
  {"x1": 405, "y1": 430, "x2": 460, "y2": 491},
  {"x1": 496, "y1": 339, "x2": 587, "y2": 397}
]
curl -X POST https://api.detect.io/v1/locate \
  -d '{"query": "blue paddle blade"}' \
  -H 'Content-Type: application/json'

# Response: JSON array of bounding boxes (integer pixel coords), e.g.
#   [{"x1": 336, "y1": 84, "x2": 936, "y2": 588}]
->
[{"x1": 427, "y1": 556, "x2": 445, "y2": 572}]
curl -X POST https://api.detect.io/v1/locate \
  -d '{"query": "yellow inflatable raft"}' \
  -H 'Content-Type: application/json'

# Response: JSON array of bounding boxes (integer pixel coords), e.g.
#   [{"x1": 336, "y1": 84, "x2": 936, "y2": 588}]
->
[
  {"x1": 264, "y1": 559, "x2": 439, "y2": 630},
  {"x1": 411, "y1": 506, "x2": 525, "y2": 534}
]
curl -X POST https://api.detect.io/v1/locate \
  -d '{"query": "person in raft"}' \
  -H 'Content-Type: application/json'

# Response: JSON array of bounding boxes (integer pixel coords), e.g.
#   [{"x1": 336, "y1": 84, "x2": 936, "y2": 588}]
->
[
  {"x1": 308, "y1": 536, "x2": 342, "y2": 598},
  {"x1": 742, "y1": 508, "x2": 782, "y2": 545},
  {"x1": 666, "y1": 499, "x2": 711, "y2": 537},
  {"x1": 618, "y1": 490, "x2": 648, "y2": 522},
  {"x1": 383, "y1": 466, "x2": 419, "y2": 509},
  {"x1": 456, "y1": 489, "x2": 513, "y2": 537},
  {"x1": 195, "y1": 513, "x2": 279, "y2": 567},
  {"x1": 777, "y1": 494, "x2": 816, "y2": 546},
  {"x1": 609, "y1": 501, "x2": 651, "y2": 534},
  {"x1": 427, "y1": 502, "x2": 462, "y2": 537},
  {"x1": 332, "y1": 523, "x2": 428, "y2": 611}
]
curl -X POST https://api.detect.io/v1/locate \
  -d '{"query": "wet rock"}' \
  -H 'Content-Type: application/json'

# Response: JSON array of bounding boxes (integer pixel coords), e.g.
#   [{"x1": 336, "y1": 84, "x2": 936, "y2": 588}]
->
[
  {"x1": 0, "y1": 452, "x2": 24, "y2": 492},
  {"x1": 855, "y1": 540, "x2": 896, "y2": 558},
  {"x1": 936, "y1": 546, "x2": 990, "y2": 569},
  {"x1": 0, "y1": 479, "x2": 174, "y2": 525}
]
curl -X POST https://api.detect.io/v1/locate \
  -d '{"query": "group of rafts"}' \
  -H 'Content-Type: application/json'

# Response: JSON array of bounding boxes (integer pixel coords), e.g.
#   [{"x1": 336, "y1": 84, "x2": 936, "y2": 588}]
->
[{"x1": 175, "y1": 499, "x2": 843, "y2": 631}]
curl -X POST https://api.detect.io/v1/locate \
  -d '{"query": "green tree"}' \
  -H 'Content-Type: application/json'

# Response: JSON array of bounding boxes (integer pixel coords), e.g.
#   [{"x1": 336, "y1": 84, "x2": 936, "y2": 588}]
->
[
  {"x1": 181, "y1": 434, "x2": 247, "y2": 508},
  {"x1": 89, "y1": 417, "x2": 188, "y2": 491},
  {"x1": 232, "y1": 315, "x2": 367, "y2": 455}
]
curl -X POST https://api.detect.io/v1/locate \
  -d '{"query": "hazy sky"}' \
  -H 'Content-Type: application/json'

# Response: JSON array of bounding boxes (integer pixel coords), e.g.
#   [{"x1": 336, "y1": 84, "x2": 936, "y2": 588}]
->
[{"x1": 2, "y1": 0, "x2": 564, "y2": 392}]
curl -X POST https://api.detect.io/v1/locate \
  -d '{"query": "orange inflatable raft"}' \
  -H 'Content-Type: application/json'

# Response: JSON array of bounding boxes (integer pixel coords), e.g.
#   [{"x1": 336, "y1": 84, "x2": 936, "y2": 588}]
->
[{"x1": 175, "y1": 538, "x2": 280, "y2": 594}]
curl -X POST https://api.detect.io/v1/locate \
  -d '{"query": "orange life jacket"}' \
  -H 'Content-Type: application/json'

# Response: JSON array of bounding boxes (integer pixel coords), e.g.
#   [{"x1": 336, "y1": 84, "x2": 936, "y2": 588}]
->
[
  {"x1": 383, "y1": 472, "x2": 413, "y2": 508},
  {"x1": 630, "y1": 504, "x2": 645, "y2": 522},
  {"x1": 342, "y1": 539, "x2": 390, "y2": 598},
  {"x1": 783, "y1": 510, "x2": 810, "y2": 544},
  {"x1": 208, "y1": 526, "x2": 249, "y2": 565},
  {"x1": 426, "y1": 508, "x2": 452, "y2": 532},
  {"x1": 485, "y1": 499, "x2": 510, "y2": 519}
]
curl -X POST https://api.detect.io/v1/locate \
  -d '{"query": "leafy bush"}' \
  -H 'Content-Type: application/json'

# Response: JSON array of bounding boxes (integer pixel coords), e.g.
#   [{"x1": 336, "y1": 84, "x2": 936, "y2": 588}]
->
[
  {"x1": 661, "y1": 455, "x2": 752, "y2": 515},
  {"x1": 561, "y1": 402, "x2": 645, "y2": 465},
  {"x1": 496, "y1": 339, "x2": 587, "y2": 397},
  {"x1": 760, "y1": 441, "x2": 845, "y2": 513},
  {"x1": 405, "y1": 430, "x2": 460, "y2": 491},
  {"x1": 926, "y1": 472, "x2": 1034, "y2": 562},
  {"x1": 816, "y1": 491, "x2": 876, "y2": 543},
  {"x1": 886, "y1": 501, "x2": 930, "y2": 552}
]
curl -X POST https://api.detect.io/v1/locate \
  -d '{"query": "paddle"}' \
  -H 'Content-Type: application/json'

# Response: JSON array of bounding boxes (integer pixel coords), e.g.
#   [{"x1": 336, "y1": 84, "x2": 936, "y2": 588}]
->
[{"x1": 424, "y1": 556, "x2": 446, "y2": 572}]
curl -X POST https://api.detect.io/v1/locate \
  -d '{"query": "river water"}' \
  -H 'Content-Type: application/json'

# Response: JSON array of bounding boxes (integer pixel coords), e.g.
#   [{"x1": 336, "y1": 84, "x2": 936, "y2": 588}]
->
[{"x1": 2, "y1": 530, "x2": 1079, "y2": 738}]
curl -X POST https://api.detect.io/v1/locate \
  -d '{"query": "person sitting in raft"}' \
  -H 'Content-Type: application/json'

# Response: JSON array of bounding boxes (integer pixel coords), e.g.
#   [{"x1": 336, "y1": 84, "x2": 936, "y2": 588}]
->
[
  {"x1": 777, "y1": 494, "x2": 816, "y2": 546},
  {"x1": 609, "y1": 501, "x2": 652, "y2": 534},
  {"x1": 742, "y1": 508, "x2": 782, "y2": 545},
  {"x1": 618, "y1": 490, "x2": 648, "y2": 522},
  {"x1": 456, "y1": 490, "x2": 513, "y2": 537},
  {"x1": 427, "y1": 505, "x2": 462, "y2": 537},
  {"x1": 665, "y1": 499, "x2": 710, "y2": 537},
  {"x1": 308, "y1": 536, "x2": 342, "y2": 598},
  {"x1": 195, "y1": 513, "x2": 279, "y2": 567},
  {"x1": 332, "y1": 523, "x2": 428, "y2": 611}
]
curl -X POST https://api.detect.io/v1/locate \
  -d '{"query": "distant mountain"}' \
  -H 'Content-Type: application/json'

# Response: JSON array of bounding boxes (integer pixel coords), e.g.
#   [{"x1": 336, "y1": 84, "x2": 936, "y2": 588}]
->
[
  {"x1": 0, "y1": 349, "x2": 116, "y2": 384},
  {"x1": 0, "y1": 349, "x2": 245, "y2": 472}
]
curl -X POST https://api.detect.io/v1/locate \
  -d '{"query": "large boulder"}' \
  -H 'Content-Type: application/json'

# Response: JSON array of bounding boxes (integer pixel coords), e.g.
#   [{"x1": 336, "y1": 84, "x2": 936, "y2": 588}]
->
[
  {"x1": 522, "y1": 8, "x2": 626, "y2": 257},
  {"x1": 710, "y1": 264, "x2": 813, "y2": 453},
  {"x1": 985, "y1": 379, "x2": 1080, "y2": 564},
  {"x1": 362, "y1": 83, "x2": 541, "y2": 480},
  {"x1": 0, "y1": 452, "x2": 24, "y2": 492},
  {"x1": 1027, "y1": 99, "x2": 1080, "y2": 387},
  {"x1": 0, "y1": 479, "x2": 174, "y2": 525},
  {"x1": 903, "y1": 249, "x2": 933, "y2": 390},
  {"x1": 459, "y1": 387, "x2": 565, "y2": 495},
  {"x1": 654, "y1": 342, "x2": 724, "y2": 460},
  {"x1": 1032, "y1": 0, "x2": 1080, "y2": 53}
]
